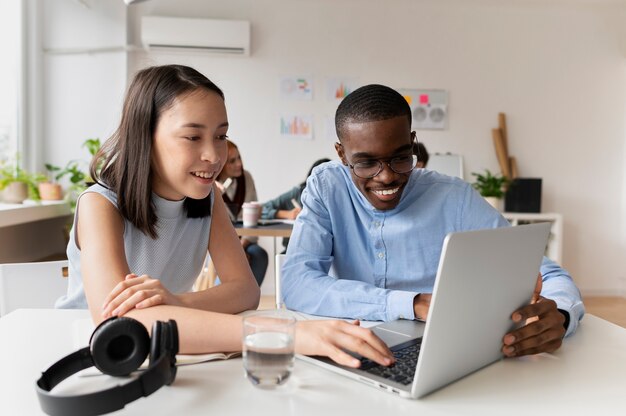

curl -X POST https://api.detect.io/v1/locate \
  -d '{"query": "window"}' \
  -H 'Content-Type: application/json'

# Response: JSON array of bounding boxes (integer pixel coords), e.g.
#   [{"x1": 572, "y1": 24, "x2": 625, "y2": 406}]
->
[{"x1": 0, "y1": 0, "x2": 22, "y2": 162}]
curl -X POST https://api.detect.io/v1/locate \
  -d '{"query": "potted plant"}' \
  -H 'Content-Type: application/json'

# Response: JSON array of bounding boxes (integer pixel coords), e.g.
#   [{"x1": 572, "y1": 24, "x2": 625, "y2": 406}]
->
[
  {"x1": 45, "y1": 138, "x2": 101, "y2": 211},
  {"x1": 0, "y1": 158, "x2": 45, "y2": 204},
  {"x1": 38, "y1": 164, "x2": 64, "y2": 201},
  {"x1": 471, "y1": 169, "x2": 509, "y2": 211}
]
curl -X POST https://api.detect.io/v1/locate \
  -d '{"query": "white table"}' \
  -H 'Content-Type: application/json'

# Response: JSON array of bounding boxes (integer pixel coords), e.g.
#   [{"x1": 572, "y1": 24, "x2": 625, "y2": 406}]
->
[{"x1": 1, "y1": 309, "x2": 625, "y2": 415}]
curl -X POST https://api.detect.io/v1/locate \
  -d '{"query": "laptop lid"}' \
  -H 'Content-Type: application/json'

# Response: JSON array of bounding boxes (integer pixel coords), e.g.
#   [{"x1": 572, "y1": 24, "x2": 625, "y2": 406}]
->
[
  {"x1": 410, "y1": 222, "x2": 551, "y2": 398},
  {"x1": 298, "y1": 223, "x2": 551, "y2": 399}
]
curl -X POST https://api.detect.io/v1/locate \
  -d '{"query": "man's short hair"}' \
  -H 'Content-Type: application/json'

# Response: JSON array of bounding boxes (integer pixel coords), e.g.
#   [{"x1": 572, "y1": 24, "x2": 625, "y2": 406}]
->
[{"x1": 335, "y1": 84, "x2": 412, "y2": 141}]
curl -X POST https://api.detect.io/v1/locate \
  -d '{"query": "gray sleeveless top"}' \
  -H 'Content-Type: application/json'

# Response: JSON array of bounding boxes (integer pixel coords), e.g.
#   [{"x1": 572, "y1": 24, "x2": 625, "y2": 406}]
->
[{"x1": 56, "y1": 184, "x2": 213, "y2": 309}]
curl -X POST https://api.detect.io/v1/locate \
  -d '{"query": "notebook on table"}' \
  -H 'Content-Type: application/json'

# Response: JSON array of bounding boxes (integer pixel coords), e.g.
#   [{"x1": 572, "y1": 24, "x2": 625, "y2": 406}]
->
[{"x1": 298, "y1": 223, "x2": 551, "y2": 399}]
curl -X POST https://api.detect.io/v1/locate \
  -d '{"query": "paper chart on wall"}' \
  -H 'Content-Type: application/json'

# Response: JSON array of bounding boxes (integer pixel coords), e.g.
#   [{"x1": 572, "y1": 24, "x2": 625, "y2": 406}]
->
[
  {"x1": 279, "y1": 76, "x2": 313, "y2": 100},
  {"x1": 280, "y1": 114, "x2": 314, "y2": 140},
  {"x1": 326, "y1": 77, "x2": 359, "y2": 101}
]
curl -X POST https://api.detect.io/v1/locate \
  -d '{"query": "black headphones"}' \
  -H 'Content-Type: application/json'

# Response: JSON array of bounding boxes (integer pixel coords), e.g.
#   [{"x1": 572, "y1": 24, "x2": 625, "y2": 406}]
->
[{"x1": 35, "y1": 316, "x2": 179, "y2": 416}]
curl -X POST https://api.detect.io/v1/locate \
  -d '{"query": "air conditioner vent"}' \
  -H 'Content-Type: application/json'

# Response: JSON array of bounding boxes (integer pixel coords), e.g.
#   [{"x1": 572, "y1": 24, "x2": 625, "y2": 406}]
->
[{"x1": 141, "y1": 16, "x2": 251, "y2": 56}]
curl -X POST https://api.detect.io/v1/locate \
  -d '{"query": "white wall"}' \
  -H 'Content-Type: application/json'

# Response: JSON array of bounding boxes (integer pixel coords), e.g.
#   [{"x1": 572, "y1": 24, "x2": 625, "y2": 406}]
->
[
  {"x1": 42, "y1": 0, "x2": 626, "y2": 296},
  {"x1": 41, "y1": 0, "x2": 127, "y2": 175}
]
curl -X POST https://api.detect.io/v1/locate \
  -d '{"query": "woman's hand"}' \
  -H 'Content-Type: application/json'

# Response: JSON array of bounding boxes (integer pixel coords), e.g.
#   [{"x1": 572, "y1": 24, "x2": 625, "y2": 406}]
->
[
  {"x1": 295, "y1": 320, "x2": 395, "y2": 368},
  {"x1": 277, "y1": 207, "x2": 301, "y2": 220},
  {"x1": 101, "y1": 274, "x2": 183, "y2": 318}
]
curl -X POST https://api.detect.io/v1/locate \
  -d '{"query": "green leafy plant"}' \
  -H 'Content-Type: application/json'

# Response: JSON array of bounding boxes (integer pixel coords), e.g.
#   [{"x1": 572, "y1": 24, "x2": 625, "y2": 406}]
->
[
  {"x1": 44, "y1": 138, "x2": 101, "y2": 211},
  {"x1": 0, "y1": 157, "x2": 46, "y2": 201},
  {"x1": 471, "y1": 169, "x2": 509, "y2": 198},
  {"x1": 45, "y1": 162, "x2": 86, "y2": 186}
]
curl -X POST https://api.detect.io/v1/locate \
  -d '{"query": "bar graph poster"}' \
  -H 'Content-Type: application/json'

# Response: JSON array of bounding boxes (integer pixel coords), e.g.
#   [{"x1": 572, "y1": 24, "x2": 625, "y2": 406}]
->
[
  {"x1": 280, "y1": 114, "x2": 313, "y2": 140},
  {"x1": 280, "y1": 76, "x2": 313, "y2": 100},
  {"x1": 327, "y1": 77, "x2": 358, "y2": 101}
]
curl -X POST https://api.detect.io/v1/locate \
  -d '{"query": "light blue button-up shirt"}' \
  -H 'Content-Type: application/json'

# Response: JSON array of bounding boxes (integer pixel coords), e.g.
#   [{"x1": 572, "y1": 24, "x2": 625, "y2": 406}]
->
[{"x1": 282, "y1": 162, "x2": 584, "y2": 336}]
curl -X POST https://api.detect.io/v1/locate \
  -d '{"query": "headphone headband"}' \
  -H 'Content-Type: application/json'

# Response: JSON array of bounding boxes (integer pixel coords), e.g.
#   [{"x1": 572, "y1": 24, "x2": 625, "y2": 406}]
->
[{"x1": 35, "y1": 317, "x2": 178, "y2": 416}]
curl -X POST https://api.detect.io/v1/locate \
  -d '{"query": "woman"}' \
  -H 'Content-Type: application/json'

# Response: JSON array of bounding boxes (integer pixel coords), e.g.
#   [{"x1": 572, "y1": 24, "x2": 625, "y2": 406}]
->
[{"x1": 216, "y1": 140, "x2": 268, "y2": 286}]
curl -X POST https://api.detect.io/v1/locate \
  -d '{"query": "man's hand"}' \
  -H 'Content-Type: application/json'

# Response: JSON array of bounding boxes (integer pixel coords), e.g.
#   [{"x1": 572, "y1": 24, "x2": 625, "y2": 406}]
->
[
  {"x1": 502, "y1": 274, "x2": 566, "y2": 357},
  {"x1": 413, "y1": 293, "x2": 432, "y2": 321}
]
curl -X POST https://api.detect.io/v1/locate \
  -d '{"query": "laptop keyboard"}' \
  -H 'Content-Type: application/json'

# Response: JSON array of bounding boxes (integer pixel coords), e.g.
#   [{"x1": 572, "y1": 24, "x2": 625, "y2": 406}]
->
[{"x1": 359, "y1": 337, "x2": 422, "y2": 386}]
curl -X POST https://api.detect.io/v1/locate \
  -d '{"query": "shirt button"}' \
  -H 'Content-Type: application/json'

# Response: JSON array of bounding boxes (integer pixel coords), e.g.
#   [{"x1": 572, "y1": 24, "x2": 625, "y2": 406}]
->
[
  {"x1": 377, "y1": 252, "x2": 385, "y2": 259},
  {"x1": 373, "y1": 221, "x2": 380, "y2": 228}
]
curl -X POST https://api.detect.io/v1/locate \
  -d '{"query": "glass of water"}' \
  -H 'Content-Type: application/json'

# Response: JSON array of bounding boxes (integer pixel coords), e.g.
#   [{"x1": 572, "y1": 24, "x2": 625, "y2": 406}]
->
[{"x1": 242, "y1": 311, "x2": 296, "y2": 389}]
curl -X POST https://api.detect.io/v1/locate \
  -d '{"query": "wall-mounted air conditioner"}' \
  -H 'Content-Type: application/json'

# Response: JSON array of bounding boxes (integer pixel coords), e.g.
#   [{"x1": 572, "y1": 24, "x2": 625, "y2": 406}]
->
[{"x1": 141, "y1": 16, "x2": 251, "y2": 55}]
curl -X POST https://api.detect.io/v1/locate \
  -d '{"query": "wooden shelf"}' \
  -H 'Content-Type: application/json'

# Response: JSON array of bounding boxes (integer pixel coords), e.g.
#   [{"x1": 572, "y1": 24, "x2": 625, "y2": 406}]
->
[{"x1": 0, "y1": 201, "x2": 71, "y2": 228}]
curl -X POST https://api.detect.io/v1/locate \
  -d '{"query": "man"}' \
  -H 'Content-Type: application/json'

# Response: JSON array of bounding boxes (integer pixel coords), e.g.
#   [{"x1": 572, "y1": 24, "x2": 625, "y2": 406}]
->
[{"x1": 282, "y1": 84, "x2": 584, "y2": 357}]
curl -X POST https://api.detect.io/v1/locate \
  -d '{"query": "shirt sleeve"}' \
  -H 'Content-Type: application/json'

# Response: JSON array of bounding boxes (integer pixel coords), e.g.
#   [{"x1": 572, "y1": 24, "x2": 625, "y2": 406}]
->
[
  {"x1": 282, "y1": 173, "x2": 419, "y2": 321},
  {"x1": 539, "y1": 257, "x2": 585, "y2": 337},
  {"x1": 261, "y1": 187, "x2": 300, "y2": 219}
]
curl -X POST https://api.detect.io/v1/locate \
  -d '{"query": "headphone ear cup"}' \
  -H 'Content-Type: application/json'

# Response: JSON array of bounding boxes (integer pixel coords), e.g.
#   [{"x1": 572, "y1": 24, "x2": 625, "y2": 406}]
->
[
  {"x1": 90, "y1": 316, "x2": 150, "y2": 377},
  {"x1": 149, "y1": 321, "x2": 163, "y2": 365},
  {"x1": 163, "y1": 320, "x2": 179, "y2": 385},
  {"x1": 166, "y1": 320, "x2": 179, "y2": 358}
]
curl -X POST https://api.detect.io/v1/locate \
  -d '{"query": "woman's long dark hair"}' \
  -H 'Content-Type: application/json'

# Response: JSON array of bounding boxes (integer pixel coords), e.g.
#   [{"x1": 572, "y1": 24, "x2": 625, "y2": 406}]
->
[{"x1": 90, "y1": 65, "x2": 224, "y2": 238}]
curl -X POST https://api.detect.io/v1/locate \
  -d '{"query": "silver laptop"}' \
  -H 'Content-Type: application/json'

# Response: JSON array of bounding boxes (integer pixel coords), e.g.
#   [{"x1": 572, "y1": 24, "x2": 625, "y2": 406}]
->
[{"x1": 298, "y1": 223, "x2": 551, "y2": 399}]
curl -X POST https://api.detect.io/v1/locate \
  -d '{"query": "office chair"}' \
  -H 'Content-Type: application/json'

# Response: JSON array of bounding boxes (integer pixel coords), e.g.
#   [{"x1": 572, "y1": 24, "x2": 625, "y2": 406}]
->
[
  {"x1": 193, "y1": 255, "x2": 218, "y2": 292},
  {"x1": 0, "y1": 260, "x2": 68, "y2": 316}
]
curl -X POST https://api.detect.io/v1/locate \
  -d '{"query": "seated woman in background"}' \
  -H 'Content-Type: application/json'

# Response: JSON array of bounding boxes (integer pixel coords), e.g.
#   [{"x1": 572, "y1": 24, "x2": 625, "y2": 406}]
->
[
  {"x1": 261, "y1": 158, "x2": 331, "y2": 253},
  {"x1": 262, "y1": 158, "x2": 331, "y2": 220},
  {"x1": 414, "y1": 141, "x2": 429, "y2": 168},
  {"x1": 216, "y1": 140, "x2": 268, "y2": 286}
]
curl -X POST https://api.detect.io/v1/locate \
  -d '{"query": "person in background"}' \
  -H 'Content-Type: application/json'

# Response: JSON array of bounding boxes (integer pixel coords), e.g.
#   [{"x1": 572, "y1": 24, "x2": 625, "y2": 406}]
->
[
  {"x1": 413, "y1": 141, "x2": 429, "y2": 168},
  {"x1": 261, "y1": 158, "x2": 331, "y2": 253},
  {"x1": 56, "y1": 64, "x2": 394, "y2": 368},
  {"x1": 216, "y1": 140, "x2": 268, "y2": 286},
  {"x1": 282, "y1": 83, "x2": 584, "y2": 358}
]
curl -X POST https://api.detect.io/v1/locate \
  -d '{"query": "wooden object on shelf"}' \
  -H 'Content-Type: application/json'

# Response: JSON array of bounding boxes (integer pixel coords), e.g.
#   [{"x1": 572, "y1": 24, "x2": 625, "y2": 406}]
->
[
  {"x1": 498, "y1": 112, "x2": 509, "y2": 157},
  {"x1": 509, "y1": 156, "x2": 518, "y2": 179},
  {"x1": 492, "y1": 128, "x2": 511, "y2": 179}
]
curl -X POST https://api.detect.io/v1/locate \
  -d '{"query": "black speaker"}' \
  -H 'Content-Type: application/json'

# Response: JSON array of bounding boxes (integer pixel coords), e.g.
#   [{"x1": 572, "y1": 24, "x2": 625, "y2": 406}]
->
[{"x1": 505, "y1": 178, "x2": 542, "y2": 213}]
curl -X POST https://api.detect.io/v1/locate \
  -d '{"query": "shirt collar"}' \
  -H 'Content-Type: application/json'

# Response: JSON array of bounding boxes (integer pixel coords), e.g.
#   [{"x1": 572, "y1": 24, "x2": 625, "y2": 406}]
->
[{"x1": 152, "y1": 193, "x2": 185, "y2": 219}]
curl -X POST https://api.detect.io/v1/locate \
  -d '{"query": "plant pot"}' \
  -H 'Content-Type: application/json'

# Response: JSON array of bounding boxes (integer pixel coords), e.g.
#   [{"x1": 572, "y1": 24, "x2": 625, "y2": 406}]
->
[
  {"x1": 38, "y1": 182, "x2": 63, "y2": 200},
  {"x1": 2, "y1": 182, "x2": 28, "y2": 204},
  {"x1": 484, "y1": 196, "x2": 503, "y2": 211}
]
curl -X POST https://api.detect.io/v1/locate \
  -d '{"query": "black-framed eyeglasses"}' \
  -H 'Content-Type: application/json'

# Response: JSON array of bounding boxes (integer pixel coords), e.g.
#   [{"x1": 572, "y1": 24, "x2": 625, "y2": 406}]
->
[{"x1": 347, "y1": 154, "x2": 418, "y2": 179}]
